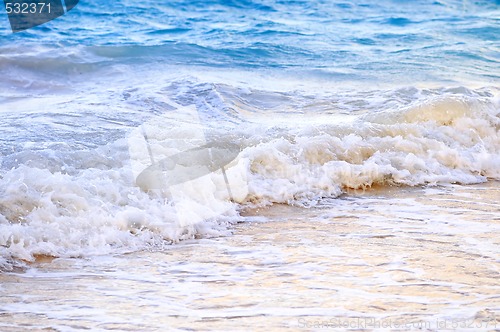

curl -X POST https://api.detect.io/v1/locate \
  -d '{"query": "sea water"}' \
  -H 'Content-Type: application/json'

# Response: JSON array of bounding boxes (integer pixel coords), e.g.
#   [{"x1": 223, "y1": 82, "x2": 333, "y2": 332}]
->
[{"x1": 0, "y1": 0, "x2": 499, "y2": 330}]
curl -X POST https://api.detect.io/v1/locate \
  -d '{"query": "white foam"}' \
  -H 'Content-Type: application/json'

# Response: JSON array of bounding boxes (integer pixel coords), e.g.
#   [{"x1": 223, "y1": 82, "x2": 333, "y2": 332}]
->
[
  {"x1": 0, "y1": 82, "x2": 498, "y2": 267},
  {"x1": 0, "y1": 161, "x2": 235, "y2": 268},
  {"x1": 239, "y1": 93, "x2": 499, "y2": 207}
]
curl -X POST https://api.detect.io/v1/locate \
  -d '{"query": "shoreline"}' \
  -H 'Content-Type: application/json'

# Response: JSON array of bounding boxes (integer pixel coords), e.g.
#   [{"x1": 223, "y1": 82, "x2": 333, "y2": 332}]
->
[{"x1": 1, "y1": 181, "x2": 498, "y2": 330}]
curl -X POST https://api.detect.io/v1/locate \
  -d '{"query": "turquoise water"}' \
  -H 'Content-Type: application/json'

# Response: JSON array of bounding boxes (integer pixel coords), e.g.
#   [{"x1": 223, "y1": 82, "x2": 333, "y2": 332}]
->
[
  {"x1": 0, "y1": 0, "x2": 499, "y2": 266},
  {"x1": 0, "y1": 2, "x2": 499, "y2": 330},
  {"x1": 1, "y1": 0, "x2": 499, "y2": 83}
]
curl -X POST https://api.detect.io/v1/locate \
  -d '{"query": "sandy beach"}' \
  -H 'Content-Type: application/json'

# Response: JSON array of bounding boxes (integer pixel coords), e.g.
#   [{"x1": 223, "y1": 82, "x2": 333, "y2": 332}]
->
[{"x1": 1, "y1": 182, "x2": 498, "y2": 331}]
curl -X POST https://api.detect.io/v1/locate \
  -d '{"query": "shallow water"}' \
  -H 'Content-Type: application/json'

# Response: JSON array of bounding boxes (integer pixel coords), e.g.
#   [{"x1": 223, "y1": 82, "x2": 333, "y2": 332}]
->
[
  {"x1": 1, "y1": 182, "x2": 498, "y2": 331},
  {"x1": 1, "y1": 0, "x2": 499, "y2": 330}
]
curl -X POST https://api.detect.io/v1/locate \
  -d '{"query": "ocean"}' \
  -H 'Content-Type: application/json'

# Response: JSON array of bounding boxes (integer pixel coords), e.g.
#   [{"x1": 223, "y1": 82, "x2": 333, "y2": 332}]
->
[{"x1": 0, "y1": 0, "x2": 499, "y2": 330}]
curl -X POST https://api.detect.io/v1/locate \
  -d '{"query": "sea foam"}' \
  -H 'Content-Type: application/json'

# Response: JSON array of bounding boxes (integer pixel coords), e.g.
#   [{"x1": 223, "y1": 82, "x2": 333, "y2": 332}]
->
[{"x1": 0, "y1": 85, "x2": 498, "y2": 270}]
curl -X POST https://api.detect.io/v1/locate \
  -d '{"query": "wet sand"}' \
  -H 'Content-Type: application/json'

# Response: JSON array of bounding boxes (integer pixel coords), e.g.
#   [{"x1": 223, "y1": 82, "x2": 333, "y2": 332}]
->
[{"x1": 1, "y1": 182, "x2": 499, "y2": 331}]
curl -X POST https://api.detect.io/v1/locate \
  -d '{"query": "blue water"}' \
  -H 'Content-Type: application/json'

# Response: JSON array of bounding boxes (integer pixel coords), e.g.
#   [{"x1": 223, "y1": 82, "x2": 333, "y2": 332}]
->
[
  {"x1": 1, "y1": 0, "x2": 499, "y2": 84},
  {"x1": 0, "y1": 0, "x2": 499, "y2": 265},
  {"x1": 1, "y1": 4, "x2": 500, "y2": 331}
]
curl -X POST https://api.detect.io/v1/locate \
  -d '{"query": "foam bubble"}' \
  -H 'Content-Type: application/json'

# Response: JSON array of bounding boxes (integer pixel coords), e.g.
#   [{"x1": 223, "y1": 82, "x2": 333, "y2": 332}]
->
[{"x1": 0, "y1": 84, "x2": 498, "y2": 268}]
